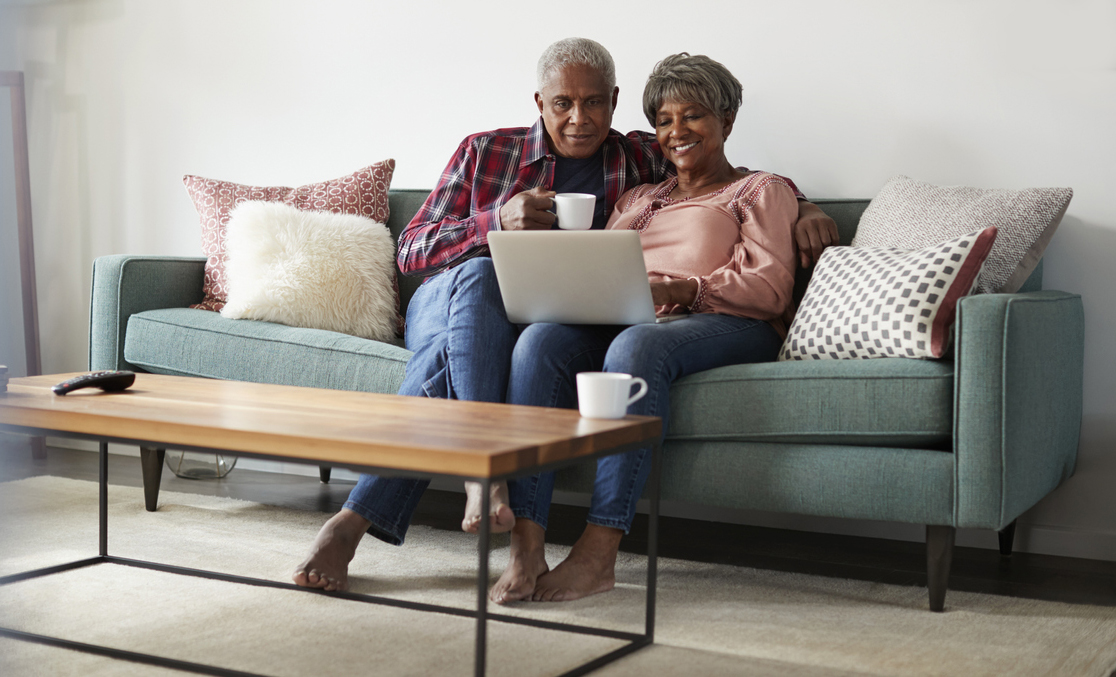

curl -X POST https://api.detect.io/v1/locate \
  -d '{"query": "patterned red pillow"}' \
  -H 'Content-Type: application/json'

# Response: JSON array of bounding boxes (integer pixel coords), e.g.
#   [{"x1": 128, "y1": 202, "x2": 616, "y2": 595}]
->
[{"x1": 184, "y1": 160, "x2": 395, "y2": 311}]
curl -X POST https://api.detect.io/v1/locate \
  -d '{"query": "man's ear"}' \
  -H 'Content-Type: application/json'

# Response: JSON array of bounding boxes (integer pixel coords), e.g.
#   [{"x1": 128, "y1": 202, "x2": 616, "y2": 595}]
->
[
  {"x1": 611, "y1": 86, "x2": 619, "y2": 112},
  {"x1": 535, "y1": 91, "x2": 545, "y2": 115}
]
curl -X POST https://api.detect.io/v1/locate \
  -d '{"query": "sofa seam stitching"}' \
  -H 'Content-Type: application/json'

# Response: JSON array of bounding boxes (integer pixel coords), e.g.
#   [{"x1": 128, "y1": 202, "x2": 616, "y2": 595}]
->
[{"x1": 129, "y1": 314, "x2": 410, "y2": 364}]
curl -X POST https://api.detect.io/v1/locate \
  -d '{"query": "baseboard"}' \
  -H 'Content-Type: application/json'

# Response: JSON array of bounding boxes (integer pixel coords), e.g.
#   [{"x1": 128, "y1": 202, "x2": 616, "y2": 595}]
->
[
  {"x1": 625, "y1": 500, "x2": 1116, "y2": 563},
  {"x1": 235, "y1": 457, "x2": 365, "y2": 482},
  {"x1": 47, "y1": 437, "x2": 139, "y2": 457}
]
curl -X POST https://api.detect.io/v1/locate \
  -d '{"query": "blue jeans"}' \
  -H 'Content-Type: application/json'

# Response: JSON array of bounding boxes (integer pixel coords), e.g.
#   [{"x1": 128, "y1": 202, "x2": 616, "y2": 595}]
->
[
  {"x1": 342, "y1": 258, "x2": 519, "y2": 544},
  {"x1": 506, "y1": 315, "x2": 782, "y2": 533}
]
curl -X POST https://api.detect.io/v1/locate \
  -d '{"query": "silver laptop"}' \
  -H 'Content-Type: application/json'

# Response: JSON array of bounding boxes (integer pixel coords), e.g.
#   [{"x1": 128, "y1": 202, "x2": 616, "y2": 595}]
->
[{"x1": 488, "y1": 230, "x2": 660, "y2": 325}]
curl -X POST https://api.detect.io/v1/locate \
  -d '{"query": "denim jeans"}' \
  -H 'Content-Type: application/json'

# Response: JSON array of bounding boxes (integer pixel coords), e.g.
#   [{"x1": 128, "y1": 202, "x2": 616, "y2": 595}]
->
[
  {"x1": 342, "y1": 258, "x2": 520, "y2": 544},
  {"x1": 506, "y1": 314, "x2": 782, "y2": 533}
]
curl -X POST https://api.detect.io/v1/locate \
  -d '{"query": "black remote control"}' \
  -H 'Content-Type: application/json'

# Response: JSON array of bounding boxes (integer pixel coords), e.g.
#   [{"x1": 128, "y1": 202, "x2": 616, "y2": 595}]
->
[{"x1": 52, "y1": 370, "x2": 136, "y2": 395}]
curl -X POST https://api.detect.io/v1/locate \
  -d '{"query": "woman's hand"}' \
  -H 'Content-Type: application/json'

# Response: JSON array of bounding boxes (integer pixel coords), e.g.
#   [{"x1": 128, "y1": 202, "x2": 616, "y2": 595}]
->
[
  {"x1": 793, "y1": 201, "x2": 839, "y2": 268},
  {"x1": 650, "y1": 279, "x2": 700, "y2": 308}
]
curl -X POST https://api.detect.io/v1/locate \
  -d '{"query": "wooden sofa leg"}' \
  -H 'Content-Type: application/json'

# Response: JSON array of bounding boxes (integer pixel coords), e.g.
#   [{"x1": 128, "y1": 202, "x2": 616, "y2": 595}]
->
[
  {"x1": 998, "y1": 520, "x2": 1017, "y2": 556},
  {"x1": 926, "y1": 525, "x2": 955, "y2": 612},
  {"x1": 319, "y1": 466, "x2": 331, "y2": 483},
  {"x1": 140, "y1": 447, "x2": 165, "y2": 512}
]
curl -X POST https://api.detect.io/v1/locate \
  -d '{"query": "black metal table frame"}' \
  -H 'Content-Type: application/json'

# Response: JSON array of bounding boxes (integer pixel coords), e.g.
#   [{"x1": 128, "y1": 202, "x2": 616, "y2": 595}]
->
[{"x1": 0, "y1": 425, "x2": 662, "y2": 677}]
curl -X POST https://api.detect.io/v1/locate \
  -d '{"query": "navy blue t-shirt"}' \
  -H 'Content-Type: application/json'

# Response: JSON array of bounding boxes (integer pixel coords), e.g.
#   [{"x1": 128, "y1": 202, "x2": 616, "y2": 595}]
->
[{"x1": 551, "y1": 147, "x2": 607, "y2": 230}]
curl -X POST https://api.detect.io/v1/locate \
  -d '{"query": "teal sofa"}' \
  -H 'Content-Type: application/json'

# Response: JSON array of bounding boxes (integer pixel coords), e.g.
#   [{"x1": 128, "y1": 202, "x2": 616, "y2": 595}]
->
[{"x1": 89, "y1": 190, "x2": 1084, "y2": 611}]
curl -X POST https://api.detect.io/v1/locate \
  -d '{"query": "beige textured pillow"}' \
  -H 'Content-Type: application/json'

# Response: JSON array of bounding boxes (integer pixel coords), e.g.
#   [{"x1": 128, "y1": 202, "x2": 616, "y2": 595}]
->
[
  {"x1": 850, "y1": 175, "x2": 1072, "y2": 293},
  {"x1": 220, "y1": 201, "x2": 398, "y2": 342}
]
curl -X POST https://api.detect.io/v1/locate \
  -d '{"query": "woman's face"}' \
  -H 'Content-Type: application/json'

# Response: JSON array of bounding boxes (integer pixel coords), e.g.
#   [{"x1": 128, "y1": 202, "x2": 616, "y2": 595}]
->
[{"x1": 654, "y1": 99, "x2": 734, "y2": 174}]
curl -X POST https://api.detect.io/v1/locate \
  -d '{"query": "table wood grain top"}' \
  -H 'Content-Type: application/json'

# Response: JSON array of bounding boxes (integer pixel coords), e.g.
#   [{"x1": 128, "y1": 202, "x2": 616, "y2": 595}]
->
[{"x1": 0, "y1": 374, "x2": 661, "y2": 479}]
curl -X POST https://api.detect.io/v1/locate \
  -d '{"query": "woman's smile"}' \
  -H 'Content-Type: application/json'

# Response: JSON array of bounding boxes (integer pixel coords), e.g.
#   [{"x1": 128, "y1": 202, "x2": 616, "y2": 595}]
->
[{"x1": 656, "y1": 99, "x2": 733, "y2": 175}]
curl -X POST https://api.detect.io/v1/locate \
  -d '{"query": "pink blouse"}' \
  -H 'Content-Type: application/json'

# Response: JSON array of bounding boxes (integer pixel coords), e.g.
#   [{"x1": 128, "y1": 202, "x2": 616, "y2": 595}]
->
[{"x1": 605, "y1": 172, "x2": 799, "y2": 337}]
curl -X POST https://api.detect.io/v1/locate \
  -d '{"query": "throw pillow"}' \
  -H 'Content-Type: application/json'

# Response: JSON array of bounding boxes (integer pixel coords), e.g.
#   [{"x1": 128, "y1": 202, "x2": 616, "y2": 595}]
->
[
  {"x1": 778, "y1": 227, "x2": 998, "y2": 361},
  {"x1": 850, "y1": 175, "x2": 1071, "y2": 294},
  {"x1": 220, "y1": 201, "x2": 398, "y2": 342},
  {"x1": 183, "y1": 160, "x2": 395, "y2": 311}
]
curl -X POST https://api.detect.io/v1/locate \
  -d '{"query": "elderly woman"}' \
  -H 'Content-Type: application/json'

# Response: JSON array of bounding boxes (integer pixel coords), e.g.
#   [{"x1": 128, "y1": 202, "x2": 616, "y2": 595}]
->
[{"x1": 489, "y1": 53, "x2": 800, "y2": 604}]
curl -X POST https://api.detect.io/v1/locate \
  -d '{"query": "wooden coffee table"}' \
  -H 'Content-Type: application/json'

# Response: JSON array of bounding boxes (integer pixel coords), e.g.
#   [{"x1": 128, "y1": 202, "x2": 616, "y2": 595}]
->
[{"x1": 0, "y1": 373, "x2": 663, "y2": 677}]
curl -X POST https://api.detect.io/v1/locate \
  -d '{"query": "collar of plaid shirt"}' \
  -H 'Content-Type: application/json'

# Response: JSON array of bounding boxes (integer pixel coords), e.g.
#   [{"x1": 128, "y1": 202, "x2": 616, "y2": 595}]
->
[{"x1": 519, "y1": 117, "x2": 667, "y2": 219}]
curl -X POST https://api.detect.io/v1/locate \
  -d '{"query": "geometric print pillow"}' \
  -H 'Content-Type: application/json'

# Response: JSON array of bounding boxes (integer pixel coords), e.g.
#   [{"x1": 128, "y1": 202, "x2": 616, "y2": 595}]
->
[
  {"x1": 778, "y1": 227, "x2": 998, "y2": 361},
  {"x1": 183, "y1": 160, "x2": 395, "y2": 312}
]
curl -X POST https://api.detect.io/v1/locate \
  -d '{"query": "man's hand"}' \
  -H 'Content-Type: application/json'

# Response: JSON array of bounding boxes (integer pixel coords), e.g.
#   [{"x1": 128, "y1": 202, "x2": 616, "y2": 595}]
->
[
  {"x1": 650, "y1": 279, "x2": 699, "y2": 308},
  {"x1": 793, "y1": 201, "x2": 839, "y2": 268},
  {"x1": 499, "y1": 187, "x2": 557, "y2": 231}
]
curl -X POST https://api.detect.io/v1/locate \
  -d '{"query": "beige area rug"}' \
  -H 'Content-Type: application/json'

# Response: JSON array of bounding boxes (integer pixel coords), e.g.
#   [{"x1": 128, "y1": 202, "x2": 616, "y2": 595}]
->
[{"x1": 0, "y1": 476, "x2": 1114, "y2": 677}]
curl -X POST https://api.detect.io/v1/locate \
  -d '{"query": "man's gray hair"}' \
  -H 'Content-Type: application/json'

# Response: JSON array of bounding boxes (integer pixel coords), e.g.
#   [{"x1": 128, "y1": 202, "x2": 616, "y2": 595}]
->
[
  {"x1": 642, "y1": 53, "x2": 742, "y2": 125},
  {"x1": 537, "y1": 38, "x2": 616, "y2": 92}
]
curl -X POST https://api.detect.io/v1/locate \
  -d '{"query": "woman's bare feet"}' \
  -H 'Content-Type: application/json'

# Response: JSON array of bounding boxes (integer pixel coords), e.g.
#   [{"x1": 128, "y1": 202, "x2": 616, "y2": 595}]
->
[
  {"x1": 462, "y1": 481, "x2": 516, "y2": 534},
  {"x1": 490, "y1": 519, "x2": 549, "y2": 604},
  {"x1": 532, "y1": 524, "x2": 623, "y2": 602},
  {"x1": 292, "y1": 508, "x2": 371, "y2": 592}
]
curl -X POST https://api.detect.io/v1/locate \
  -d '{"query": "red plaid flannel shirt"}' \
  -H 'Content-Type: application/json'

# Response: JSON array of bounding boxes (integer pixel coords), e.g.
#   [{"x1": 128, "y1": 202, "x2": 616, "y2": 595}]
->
[{"x1": 397, "y1": 117, "x2": 802, "y2": 277}]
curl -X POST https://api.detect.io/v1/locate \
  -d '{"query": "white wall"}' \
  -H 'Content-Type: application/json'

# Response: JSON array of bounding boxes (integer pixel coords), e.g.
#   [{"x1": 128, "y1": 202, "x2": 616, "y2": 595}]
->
[{"x1": 1, "y1": 0, "x2": 1113, "y2": 560}]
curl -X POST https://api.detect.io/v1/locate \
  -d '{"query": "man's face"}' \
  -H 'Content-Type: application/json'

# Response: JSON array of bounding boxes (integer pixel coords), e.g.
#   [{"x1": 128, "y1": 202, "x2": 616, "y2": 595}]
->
[{"x1": 534, "y1": 64, "x2": 618, "y2": 159}]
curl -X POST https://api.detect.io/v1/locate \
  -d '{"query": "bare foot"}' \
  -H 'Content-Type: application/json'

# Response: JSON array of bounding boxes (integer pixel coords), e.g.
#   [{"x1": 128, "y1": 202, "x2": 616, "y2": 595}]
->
[
  {"x1": 292, "y1": 508, "x2": 370, "y2": 592},
  {"x1": 462, "y1": 481, "x2": 515, "y2": 534},
  {"x1": 490, "y1": 519, "x2": 549, "y2": 604},
  {"x1": 532, "y1": 524, "x2": 623, "y2": 602}
]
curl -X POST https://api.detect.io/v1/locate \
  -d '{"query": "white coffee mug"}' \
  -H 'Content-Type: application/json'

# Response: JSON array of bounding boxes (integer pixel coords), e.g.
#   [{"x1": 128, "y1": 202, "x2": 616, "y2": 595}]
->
[
  {"x1": 576, "y1": 372, "x2": 648, "y2": 419},
  {"x1": 554, "y1": 193, "x2": 596, "y2": 230}
]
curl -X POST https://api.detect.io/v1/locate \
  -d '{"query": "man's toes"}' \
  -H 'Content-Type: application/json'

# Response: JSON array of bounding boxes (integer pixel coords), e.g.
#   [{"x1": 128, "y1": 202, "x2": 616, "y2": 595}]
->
[
  {"x1": 490, "y1": 564, "x2": 545, "y2": 604},
  {"x1": 294, "y1": 568, "x2": 327, "y2": 589},
  {"x1": 314, "y1": 572, "x2": 346, "y2": 592},
  {"x1": 491, "y1": 582, "x2": 528, "y2": 604}
]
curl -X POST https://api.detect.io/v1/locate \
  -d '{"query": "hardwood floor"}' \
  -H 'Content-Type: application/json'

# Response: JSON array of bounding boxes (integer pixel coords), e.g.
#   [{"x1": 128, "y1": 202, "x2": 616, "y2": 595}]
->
[{"x1": 3, "y1": 440, "x2": 1114, "y2": 607}]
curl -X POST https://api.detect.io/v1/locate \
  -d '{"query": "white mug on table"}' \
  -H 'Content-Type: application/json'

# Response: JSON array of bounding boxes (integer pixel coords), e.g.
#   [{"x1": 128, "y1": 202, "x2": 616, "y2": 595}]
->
[
  {"x1": 576, "y1": 372, "x2": 648, "y2": 419},
  {"x1": 554, "y1": 193, "x2": 596, "y2": 230}
]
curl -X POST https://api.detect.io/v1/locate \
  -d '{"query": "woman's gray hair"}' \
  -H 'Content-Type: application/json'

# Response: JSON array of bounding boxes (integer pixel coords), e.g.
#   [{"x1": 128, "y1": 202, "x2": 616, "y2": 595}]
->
[
  {"x1": 642, "y1": 53, "x2": 742, "y2": 125},
  {"x1": 537, "y1": 38, "x2": 616, "y2": 92}
]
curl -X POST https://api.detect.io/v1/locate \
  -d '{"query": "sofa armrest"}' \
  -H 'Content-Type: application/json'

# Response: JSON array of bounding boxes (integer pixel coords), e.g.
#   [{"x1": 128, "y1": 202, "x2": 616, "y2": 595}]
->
[
  {"x1": 89, "y1": 255, "x2": 207, "y2": 371},
  {"x1": 953, "y1": 290, "x2": 1084, "y2": 529}
]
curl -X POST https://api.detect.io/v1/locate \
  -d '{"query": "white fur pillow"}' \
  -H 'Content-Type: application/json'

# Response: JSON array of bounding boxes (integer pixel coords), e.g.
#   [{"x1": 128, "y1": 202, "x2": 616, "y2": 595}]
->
[{"x1": 220, "y1": 200, "x2": 398, "y2": 341}]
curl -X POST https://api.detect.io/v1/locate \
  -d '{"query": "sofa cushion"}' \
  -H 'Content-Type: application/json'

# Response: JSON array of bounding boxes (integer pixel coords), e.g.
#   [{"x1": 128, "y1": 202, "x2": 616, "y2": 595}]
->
[
  {"x1": 667, "y1": 357, "x2": 954, "y2": 448},
  {"x1": 778, "y1": 228, "x2": 997, "y2": 361},
  {"x1": 851, "y1": 175, "x2": 1072, "y2": 294},
  {"x1": 124, "y1": 308, "x2": 411, "y2": 394},
  {"x1": 221, "y1": 201, "x2": 399, "y2": 342},
  {"x1": 183, "y1": 161, "x2": 396, "y2": 312}
]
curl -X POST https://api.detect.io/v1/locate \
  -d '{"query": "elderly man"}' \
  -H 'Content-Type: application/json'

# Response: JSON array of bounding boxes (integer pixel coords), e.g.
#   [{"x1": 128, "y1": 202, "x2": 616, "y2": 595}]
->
[{"x1": 294, "y1": 38, "x2": 837, "y2": 595}]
